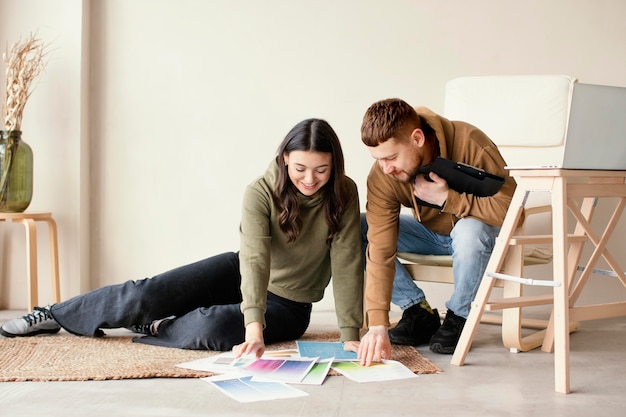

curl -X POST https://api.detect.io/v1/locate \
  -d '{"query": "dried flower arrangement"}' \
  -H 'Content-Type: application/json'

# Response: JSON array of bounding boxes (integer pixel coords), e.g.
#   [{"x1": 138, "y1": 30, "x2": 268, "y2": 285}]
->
[
  {"x1": 1, "y1": 33, "x2": 49, "y2": 209},
  {"x1": 2, "y1": 33, "x2": 48, "y2": 131}
]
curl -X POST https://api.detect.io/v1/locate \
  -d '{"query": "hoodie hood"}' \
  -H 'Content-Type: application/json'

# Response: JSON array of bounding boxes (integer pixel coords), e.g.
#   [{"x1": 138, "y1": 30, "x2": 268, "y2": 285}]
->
[{"x1": 415, "y1": 106, "x2": 450, "y2": 158}]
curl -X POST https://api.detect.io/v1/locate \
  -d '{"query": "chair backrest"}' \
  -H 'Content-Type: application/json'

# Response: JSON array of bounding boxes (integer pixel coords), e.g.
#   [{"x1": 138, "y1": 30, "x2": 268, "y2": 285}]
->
[
  {"x1": 397, "y1": 76, "x2": 567, "y2": 317},
  {"x1": 443, "y1": 75, "x2": 577, "y2": 167}
]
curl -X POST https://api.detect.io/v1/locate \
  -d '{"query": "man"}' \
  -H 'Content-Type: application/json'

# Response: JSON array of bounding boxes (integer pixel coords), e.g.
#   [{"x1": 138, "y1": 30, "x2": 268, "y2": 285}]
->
[{"x1": 357, "y1": 98, "x2": 516, "y2": 365}]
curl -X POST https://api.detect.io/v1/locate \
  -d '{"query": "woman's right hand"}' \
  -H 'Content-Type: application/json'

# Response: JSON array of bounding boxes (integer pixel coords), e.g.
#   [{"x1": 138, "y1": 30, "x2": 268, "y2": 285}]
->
[{"x1": 233, "y1": 321, "x2": 265, "y2": 359}]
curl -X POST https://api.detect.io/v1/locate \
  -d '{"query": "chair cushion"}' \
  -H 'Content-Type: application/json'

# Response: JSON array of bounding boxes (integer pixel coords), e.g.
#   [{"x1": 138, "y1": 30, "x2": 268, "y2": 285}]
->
[
  {"x1": 397, "y1": 246, "x2": 551, "y2": 268},
  {"x1": 397, "y1": 253, "x2": 454, "y2": 267}
]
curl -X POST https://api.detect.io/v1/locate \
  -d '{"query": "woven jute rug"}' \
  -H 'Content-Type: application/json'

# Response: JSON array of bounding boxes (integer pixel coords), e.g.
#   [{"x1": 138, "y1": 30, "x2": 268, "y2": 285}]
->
[{"x1": 0, "y1": 332, "x2": 440, "y2": 382}]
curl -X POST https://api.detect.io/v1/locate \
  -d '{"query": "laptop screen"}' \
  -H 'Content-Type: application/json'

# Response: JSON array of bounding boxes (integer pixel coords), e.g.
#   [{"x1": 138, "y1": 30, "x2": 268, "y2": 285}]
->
[{"x1": 561, "y1": 83, "x2": 626, "y2": 170}]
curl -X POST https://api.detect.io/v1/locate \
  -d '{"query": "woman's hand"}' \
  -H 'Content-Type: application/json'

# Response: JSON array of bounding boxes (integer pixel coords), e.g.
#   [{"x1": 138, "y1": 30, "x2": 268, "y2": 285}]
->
[
  {"x1": 342, "y1": 340, "x2": 360, "y2": 353},
  {"x1": 357, "y1": 325, "x2": 391, "y2": 366},
  {"x1": 233, "y1": 321, "x2": 265, "y2": 359},
  {"x1": 233, "y1": 338, "x2": 265, "y2": 359}
]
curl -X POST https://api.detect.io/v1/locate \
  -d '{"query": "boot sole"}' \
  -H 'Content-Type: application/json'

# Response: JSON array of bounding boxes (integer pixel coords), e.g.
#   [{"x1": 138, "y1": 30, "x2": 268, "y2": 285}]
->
[
  {"x1": 389, "y1": 329, "x2": 438, "y2": 346},
  {"x1": 389, "y1": 336, "x2": 431, "y2": 346},
  {"x1": 429, "y1": 342, "x2": 455, "y2": 354}
]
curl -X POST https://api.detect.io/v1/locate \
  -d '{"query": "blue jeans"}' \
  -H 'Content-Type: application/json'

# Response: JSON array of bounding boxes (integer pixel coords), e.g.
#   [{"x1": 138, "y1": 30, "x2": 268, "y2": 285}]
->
[
  {"x1": 361, "y1": 213, "x2": 500, "y2": 318},
  {"x1": 50, "y1": 252, "x2": 312, "y2": 350}
]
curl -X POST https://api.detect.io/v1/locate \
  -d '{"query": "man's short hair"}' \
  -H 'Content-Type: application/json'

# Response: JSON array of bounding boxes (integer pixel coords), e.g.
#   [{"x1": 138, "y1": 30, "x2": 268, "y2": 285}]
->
[{"x1": 361, "y1": 98, "x2": 421, "y2": 147}]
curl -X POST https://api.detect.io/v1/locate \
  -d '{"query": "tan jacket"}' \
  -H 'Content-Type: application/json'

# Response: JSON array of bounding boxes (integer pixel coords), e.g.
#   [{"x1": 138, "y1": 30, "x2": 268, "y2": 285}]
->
[{"x1": 365, "y1": 107, "x2": 517, "y2": 326}]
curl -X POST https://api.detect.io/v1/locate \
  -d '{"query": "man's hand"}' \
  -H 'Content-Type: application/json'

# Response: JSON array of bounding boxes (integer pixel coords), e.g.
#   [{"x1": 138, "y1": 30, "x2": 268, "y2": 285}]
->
[
  {"x1": 414, "y1": 172, "x2": 448, "y2": 207},
  {"x1": 357, "y1": 325, "x2": 391, "y2": 366}
]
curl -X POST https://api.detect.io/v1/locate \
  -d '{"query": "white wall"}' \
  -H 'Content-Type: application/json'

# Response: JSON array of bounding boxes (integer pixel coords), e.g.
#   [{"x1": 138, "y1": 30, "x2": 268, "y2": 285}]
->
[{"x1": 1, "y1": 0, "x2": 626, "y2": 313}]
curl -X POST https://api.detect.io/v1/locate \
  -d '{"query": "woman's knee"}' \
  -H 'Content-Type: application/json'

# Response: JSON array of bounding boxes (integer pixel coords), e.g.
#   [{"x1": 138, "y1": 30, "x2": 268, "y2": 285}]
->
[{"x1": 194, "y1": 306, "x2": 245, "y2": 350}]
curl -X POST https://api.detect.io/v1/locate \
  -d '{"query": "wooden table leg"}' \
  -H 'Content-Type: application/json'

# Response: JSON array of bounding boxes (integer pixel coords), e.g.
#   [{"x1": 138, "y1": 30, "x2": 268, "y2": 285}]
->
[{"x1": 551, "y1": 176, "x2": 570, "y2": 394}]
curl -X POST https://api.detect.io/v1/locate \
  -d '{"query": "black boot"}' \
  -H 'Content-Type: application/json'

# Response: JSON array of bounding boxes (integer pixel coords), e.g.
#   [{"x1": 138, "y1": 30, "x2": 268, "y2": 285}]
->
[
  {"x1": 388, "y1": 304, "x2": 440, "y2": 346},
  {"x1": 429, "y1": 310, "x2": 466, "y2": 354}
]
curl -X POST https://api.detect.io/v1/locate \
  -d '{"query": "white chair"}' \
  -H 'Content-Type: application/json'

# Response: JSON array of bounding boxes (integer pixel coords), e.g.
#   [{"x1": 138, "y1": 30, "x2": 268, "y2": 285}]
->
[{"x1": 398, "y1": 75, "x2": 580, "y2": 352}]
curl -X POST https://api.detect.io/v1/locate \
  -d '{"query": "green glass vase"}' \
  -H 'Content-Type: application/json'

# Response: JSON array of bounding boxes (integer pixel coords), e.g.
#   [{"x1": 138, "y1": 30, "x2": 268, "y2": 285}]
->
[{"x1": 0, "y1": 130, "x2": 34, "y2": 212}]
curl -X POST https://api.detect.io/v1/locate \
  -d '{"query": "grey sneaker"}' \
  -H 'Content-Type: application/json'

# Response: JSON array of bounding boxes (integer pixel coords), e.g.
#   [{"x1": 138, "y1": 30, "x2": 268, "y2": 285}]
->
[
  {"x1": 125, "y1": 323, "x2": 153, "y2": 335},
  {"x1": 0, "y1": 306, "x2": 61, "y2": 337}
]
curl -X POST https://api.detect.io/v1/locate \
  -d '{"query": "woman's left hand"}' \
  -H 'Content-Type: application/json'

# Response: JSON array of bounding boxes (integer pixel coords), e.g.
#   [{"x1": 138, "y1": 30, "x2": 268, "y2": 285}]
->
[{"x1": 343, "y1": 340, "x2": 359, "y2": 353}]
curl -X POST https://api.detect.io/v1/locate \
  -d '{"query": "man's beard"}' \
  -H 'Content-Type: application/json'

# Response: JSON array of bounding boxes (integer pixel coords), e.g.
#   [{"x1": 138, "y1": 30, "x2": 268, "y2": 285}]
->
[{"x1": 404, "y1": 166, "x2": 422, "y2": 184}]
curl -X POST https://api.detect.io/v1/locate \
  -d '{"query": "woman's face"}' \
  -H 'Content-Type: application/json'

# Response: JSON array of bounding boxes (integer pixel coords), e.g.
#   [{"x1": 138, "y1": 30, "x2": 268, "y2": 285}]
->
[{"x1": 283, "y1": 150, "x2": 333, "y2": 196}]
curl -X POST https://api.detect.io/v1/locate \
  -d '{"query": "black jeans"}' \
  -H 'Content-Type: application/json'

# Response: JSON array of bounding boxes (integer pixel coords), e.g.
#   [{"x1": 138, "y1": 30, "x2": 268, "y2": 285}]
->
[{"x1": 50, "y1": 252, "x2": 312, "y2": 350}]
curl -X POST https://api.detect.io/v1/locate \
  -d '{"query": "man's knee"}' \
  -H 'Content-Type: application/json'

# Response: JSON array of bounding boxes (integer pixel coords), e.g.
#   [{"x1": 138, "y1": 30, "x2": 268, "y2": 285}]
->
[{"x1": 451, "y1": 219, "x2": 497, "y2": 252}]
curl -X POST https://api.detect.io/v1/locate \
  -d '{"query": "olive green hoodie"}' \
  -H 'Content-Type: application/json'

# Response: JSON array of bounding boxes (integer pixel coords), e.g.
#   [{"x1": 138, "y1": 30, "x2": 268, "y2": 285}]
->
[{"x1": 239, "y1": 160, "x2": 363, "y2": 341}]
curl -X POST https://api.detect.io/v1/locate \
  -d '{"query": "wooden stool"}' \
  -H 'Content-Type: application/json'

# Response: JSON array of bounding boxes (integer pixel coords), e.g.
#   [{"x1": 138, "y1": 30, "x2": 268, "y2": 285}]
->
[
  {"x1": 451, "y1": 170, "x2": 626, "y2": 394},
  {"x1": 0, "y1": 212, "x2": 61, "y2": 310}
]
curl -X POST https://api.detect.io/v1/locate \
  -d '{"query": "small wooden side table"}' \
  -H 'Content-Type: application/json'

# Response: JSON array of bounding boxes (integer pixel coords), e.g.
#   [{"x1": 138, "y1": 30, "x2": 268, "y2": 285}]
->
[
  {"x1": 0, "y1": 212, "x2": 60, "y2": 310},
  {"x1": 451, "y1": 169, "x2": 626, "y2": 394}
]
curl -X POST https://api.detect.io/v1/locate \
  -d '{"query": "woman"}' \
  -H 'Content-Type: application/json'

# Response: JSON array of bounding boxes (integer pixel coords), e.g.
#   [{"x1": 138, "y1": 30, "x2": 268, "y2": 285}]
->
[{"x1": 0, "y1": 119, "x2": 364, "y2": 358}]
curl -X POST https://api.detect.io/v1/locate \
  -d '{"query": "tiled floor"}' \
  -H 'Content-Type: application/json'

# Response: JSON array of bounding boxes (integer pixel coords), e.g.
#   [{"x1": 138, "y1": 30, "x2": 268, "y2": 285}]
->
[{"x1": 0, "y1": 308, "x2": 625, "y2": 417}]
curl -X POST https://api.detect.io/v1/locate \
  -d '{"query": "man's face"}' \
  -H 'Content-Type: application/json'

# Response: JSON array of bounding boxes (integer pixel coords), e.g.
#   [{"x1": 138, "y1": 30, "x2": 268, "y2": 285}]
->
[{"x1": 367, "y1": 131, "x2": 426, "y2": 183}]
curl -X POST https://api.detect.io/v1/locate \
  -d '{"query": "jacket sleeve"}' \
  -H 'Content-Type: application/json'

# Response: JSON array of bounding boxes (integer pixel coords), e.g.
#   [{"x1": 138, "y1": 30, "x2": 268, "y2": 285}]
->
[{"x1": 364, "y1": 165, "x2": 402, "y2": 327}]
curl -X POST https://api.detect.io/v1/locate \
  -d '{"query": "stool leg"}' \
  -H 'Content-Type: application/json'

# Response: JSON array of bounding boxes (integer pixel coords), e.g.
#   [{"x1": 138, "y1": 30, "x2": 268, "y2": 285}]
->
[
  {"x1": 551, "y1": 176, "x2": 570, "y2": 394},
  {"x1": 451, "y1": 185, "x2": 528, "y2": 366},
  {"x1": 44, "y1": 217, "x2": 61, "y2": 303},
  {"x1": 19, "y1": 219, "x2": 39, "y2": 311}
]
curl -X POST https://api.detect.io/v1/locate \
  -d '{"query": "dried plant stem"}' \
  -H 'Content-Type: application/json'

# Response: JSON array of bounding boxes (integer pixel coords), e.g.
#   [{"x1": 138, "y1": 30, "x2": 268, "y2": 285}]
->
[
  {"x1": 2, "y1": 33, "x2": 48, "y2": 131},
  {"x1": 1, "y1": 33, "x2": 48, "y2": 208}
]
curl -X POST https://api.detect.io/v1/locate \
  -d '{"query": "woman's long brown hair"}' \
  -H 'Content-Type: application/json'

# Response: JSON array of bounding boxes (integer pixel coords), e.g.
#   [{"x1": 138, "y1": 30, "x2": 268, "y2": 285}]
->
[{"x1": 274, "y1": 118, "x2": 349, "y2": 245}]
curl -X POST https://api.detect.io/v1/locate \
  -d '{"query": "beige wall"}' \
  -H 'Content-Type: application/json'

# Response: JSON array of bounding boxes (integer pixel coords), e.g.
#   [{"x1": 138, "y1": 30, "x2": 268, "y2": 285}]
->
[
  {"x1": 0, "y1": 0, "x2": 89, "y2": 307},
  {"x1": 1, "y1": 0, "x2": 626, "y2": 312}
]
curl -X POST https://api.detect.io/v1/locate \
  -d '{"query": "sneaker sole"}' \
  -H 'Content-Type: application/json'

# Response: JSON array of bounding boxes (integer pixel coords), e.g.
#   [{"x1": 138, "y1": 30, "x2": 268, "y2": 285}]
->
[{"x1": 0, "y1": 327, "x2": 61, "y2": 338}]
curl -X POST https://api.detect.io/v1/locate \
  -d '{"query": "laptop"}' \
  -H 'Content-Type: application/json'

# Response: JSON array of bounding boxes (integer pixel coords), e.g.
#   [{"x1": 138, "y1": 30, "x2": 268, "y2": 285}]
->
[{"x1": 507, "y1": 82, "x2": 626, "y2": 170}]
